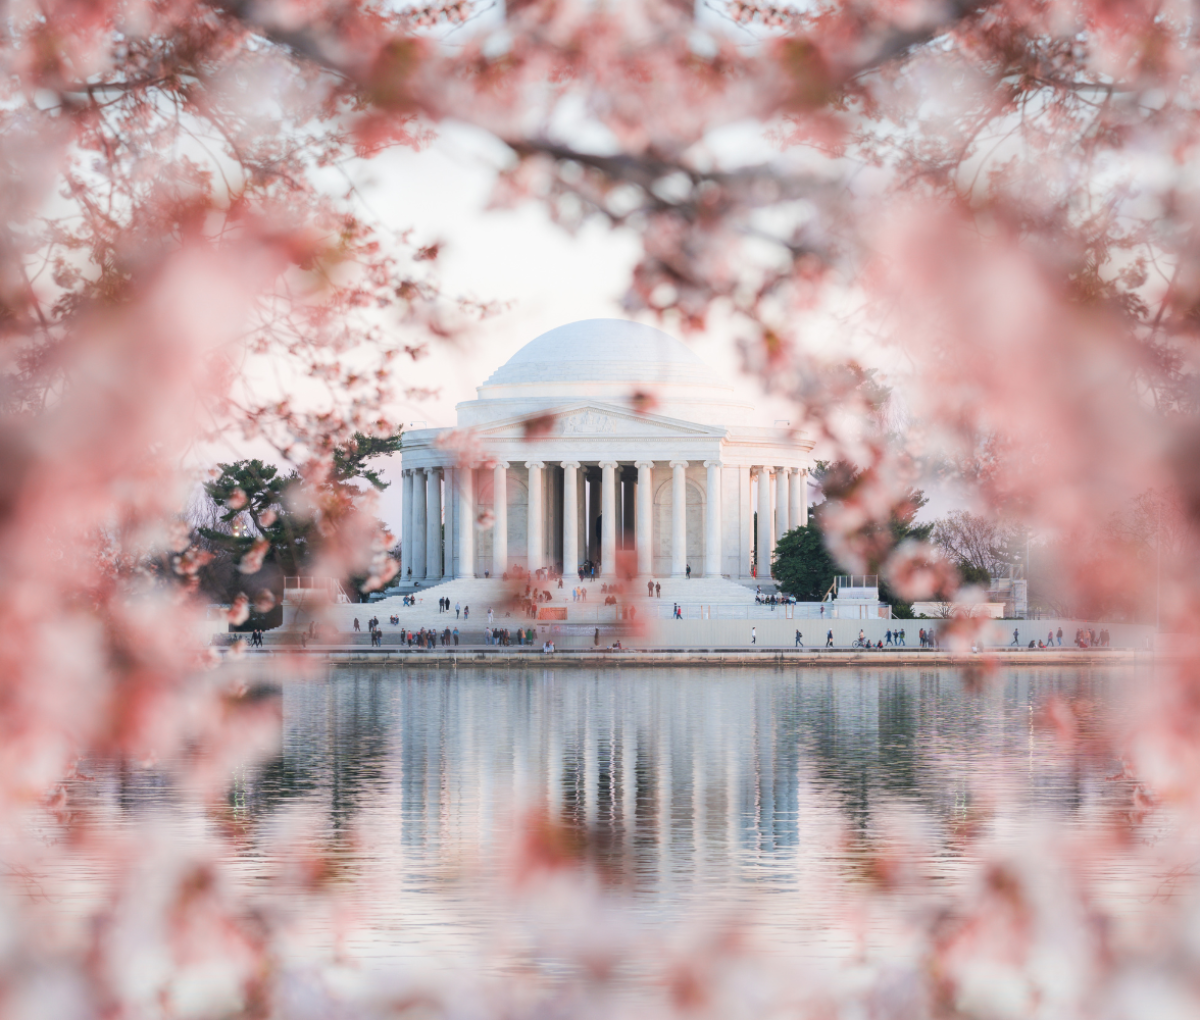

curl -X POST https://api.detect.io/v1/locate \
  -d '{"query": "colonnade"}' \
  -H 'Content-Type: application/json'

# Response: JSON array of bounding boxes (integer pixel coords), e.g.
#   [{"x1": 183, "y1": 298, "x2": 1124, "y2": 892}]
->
[{"x1": 400, "y1": 462, "x2": 808, "y2": 582}]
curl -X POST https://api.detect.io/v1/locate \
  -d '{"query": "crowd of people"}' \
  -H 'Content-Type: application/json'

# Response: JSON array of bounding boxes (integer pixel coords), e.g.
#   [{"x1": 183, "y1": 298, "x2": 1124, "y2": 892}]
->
[{"x1": 483, "y1": 626, "x2": 538, "y2": 646}]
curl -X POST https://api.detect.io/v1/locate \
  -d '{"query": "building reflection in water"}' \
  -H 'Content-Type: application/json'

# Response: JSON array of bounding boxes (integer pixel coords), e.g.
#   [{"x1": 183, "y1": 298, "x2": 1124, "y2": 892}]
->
[{"x1": 238, "y1": 666, "x2": 1121, "y2": 898}]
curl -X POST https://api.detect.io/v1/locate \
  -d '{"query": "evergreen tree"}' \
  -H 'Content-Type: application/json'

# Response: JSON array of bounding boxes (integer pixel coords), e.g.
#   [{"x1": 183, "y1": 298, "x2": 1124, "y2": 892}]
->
[
  {"x1": 331, "y1": 432, "x2": 404, "y2": 493},
  {"x1": 200, "y1": 460, "x2": 313, "y2": 578},
  {"x1": 772, "y1": 514, "x2": 839, "y2": 601}
]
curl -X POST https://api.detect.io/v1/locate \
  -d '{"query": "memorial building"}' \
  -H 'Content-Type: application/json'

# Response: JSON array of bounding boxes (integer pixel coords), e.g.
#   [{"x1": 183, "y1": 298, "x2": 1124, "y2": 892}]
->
[{"x1": 398, "y1": 319, "x2": 813, "y2": 585}]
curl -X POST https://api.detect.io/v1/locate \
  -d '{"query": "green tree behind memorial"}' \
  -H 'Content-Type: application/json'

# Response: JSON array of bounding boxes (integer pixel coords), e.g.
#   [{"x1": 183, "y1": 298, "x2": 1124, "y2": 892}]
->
[{"x1": 773, "y1": 461, "x2": 931, "y2": 616}]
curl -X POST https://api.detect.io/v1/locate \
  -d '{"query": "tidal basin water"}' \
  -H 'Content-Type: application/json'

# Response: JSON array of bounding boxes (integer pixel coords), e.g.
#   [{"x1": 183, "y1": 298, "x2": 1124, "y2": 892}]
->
[{"x1": 88, "y1": 664, "x2": 1144, "y2": 974}]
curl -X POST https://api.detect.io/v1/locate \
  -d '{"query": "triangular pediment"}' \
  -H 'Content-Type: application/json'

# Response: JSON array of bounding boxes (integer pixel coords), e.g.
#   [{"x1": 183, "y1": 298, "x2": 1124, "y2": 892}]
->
[{"x1": 477, "y1": 402, "x2": 723, "y2": 440}]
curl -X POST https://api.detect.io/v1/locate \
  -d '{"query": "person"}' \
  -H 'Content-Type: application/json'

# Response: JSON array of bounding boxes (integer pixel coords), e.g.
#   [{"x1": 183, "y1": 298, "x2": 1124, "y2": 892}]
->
[
  {"x1": 455, "y1": 602, "x2": 461, "y2": 619},
  {"x1": 826, "y1": 630, "x2": 834, "y2": 648},
  {"x1": 1011, "y1": 627, "x2": 1019, "y2": 646},
  {"x1": 1057, "y1": 626, "x2": 1063, "y2": 646},
  {"x1": 353, "y1": 617, "x2": 360, "y2": 632},
  {"x1": 820, "y1": 604, "x2": 825, "y2": 618},
  {"x1": 897, "y1": 628, "x2": 905, "y2": 646},
  {"x1": 655, "y1": 582, "x2": 661, "y2": 598},
  {"x1": 594, "y1": 627, "x2": 599, "y2": 647},
  {"x1": 464, "y1": 606, "x2": 469, "y2": 620},
  {"x1": 686, "y1": 564, "x2": 691, "y2": 579},
  {"x1": 751, "y1": 626, "x2": 757, "y2": 644},
  {"x1": 487, "y1": 608, "x2": 494, "y2": 625},
  {"x1": 453, "y1": 627, "x2": 459, "y2": 646},
  {"x1": 885, "y1": 629, "x2": 893, "y2": 645},
  {"x1": 647, "y1": 579, "x2": 654, "y2": 597},
  {"x1": 795, "y1": 630, "x2": 803, "y2": 647},
  {"x1": 858, "y1": 628, "x2": 865, "y2": 648}
]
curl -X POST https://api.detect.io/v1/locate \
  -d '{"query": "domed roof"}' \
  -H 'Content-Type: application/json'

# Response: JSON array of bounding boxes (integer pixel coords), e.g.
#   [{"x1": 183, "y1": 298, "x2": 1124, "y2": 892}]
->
[
  {"x1": 458, "y1": 318, "x2": 755, "y2": 428},
  {"x1": 482, "y1": 319, "x2": 711, "y2": 388}
]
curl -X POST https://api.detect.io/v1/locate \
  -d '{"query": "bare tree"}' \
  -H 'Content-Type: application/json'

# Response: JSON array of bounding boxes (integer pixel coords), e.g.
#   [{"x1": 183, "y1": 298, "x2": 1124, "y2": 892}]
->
[{"x1": 932, "y1": 511, "x2": 1006, "y2": 580}]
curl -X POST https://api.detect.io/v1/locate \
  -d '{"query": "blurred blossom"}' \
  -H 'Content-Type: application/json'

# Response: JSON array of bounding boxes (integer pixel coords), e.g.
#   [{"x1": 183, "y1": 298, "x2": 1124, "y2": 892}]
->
[
  {"x1": 237, "y1": 538, "x2": 270, "y2": 575},
  {"x1": 226, "y1": 593, "x2": 251, "y2": 626},
  {"x1": 884, "y1": 540, "x2": 958, "y2": 602}
]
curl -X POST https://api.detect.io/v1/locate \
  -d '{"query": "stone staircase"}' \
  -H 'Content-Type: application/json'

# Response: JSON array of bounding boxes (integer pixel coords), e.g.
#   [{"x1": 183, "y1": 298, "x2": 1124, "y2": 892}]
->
[{"x1": 311, "y1": 574, "x2": 798, "y2": 632}]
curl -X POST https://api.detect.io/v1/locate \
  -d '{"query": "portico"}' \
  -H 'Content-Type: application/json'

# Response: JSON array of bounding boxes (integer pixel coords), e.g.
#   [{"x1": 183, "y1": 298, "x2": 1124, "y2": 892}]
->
[{"x1": 397, "y1": 320, "x2": 814, "y2": 584}]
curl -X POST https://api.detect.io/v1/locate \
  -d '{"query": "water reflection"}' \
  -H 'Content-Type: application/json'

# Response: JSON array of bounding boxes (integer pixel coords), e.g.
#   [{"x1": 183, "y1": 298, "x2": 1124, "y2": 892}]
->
[
  {"x1": 241, "y1": 667, "x2": 1122, "y2": 885},
  {"x1": 85, "y1": 665, "x2": 1134, "y2": 966}
]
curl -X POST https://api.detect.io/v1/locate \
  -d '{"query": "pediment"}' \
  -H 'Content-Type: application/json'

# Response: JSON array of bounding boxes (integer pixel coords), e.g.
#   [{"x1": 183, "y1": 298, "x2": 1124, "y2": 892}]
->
[{"x1": 477, "y1": 403, "x2": 722, "y2": 440}]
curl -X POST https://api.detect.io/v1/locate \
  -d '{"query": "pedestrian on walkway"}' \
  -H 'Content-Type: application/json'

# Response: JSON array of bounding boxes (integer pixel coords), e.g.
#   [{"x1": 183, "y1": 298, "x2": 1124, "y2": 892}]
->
[
  {"x1": 353, "y1": 617, "x2": 360, "y2": 632},
  {"x1": 1011, "y1": 627, "x2": 1020, "y2": 646},
  {"x1": 886, "y1": 629, "x2": 893, "y2": 645},
  {"x1": 1056, "y1": 626, "x2": 1063, "y2": 646},
  {"x1": 594, "y1": 627, "x2": 599, "y2": 647},
  {"x1": 795, "y1": 630, "x2": 803, "y2": 647},
  {"x1": 751, "y1": 626, "x2": 757, "y2": 645},
  {"x1": 655, "y1": 582, "x2": 661, "y2": 598},
  {"x1": 647, "y1": 579, "x2": 654, "y2": 597},
  {"x1": 455, "y1": 602, "x2": 460, "y2": 619},
  {"x1": 826, "y1": 630, "x2": 834, "y2": 647},
  {"x1": 686, "y1": 564, "x2": 691, "y2": 579}
]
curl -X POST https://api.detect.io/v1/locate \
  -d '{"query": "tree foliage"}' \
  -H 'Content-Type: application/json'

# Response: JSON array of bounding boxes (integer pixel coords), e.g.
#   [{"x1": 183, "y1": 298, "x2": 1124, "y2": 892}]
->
[{"x1": 772, "y1": 515, "x2": 839, "y2": 602}]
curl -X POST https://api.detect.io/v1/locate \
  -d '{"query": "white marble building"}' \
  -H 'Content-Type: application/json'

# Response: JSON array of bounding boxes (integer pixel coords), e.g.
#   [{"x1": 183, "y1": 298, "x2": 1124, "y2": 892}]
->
[{"x1": 397, "y1": 319, "x2": 814, "y2": 583}]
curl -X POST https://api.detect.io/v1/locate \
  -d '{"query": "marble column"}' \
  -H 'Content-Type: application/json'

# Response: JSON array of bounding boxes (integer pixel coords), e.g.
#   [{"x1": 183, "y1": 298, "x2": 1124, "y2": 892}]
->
[
  {"x1": 670, "y1": 460, "x2": 688, "y2": 577},
  {"x1": 795, "y1": 469, "x2": 808, "y2": 527},
  {"x1": 412, "y1": 468, "x2": 427, "y2": 579},
  {"x1": 704, "y1": 460, "x2": 722, "y2": 577},
  {"x1": 401, "y1": 469, "x2": 414, "y2": 580},
  {"x1": 492, "y1": 461, "x2": 509, "y2": 577},
  {"x1": 600, "y1": 461, "x2": 618, "y2": 576},
  {"x1": 636, "y1": 461, "x2": 654, "y2": 576},
  {"x1": 776, "y1": 466, "x2": 789, "y2": 541},
  {"x1": 457, "y1": 466, "x2": 474, "y2": 578},
  {"x1": 526, "y1": 461, "x2": 544, "y2": 574},
  {"x1": 443, "y1": 467, "x2": 455, "y2": 578},
  {"x1": 425, "y1": 467, "x2": 442, "y2": 580},
  {"x1": 561, "y1": 461, "x2": 580, "y2": 576},
  {"x1": 622, "y1": 471, "x2": 636, "y2": 550},
  {"x1": 756, "y1": 467, "x2": 772, "y2": 579},
  {"x1": 577, "y1": 468, "x2": 587, "y2": 571}
]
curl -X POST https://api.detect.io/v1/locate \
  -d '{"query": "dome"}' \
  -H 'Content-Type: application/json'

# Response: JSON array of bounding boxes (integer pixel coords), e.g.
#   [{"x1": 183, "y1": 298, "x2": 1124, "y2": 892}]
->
[
  {"x1": 457, "y1": 318, "x2": 755, "y2": 427},
  {"x1": 482, "y1": 319, "x2": 710, "y2": 388}
]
